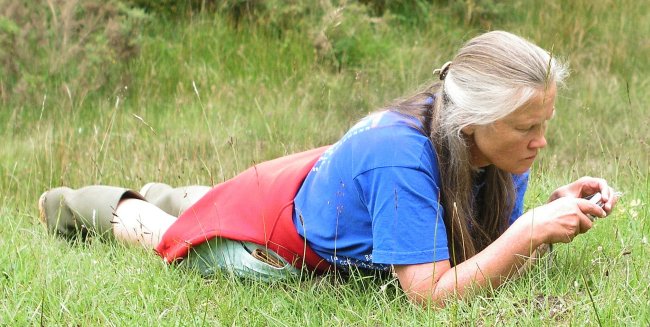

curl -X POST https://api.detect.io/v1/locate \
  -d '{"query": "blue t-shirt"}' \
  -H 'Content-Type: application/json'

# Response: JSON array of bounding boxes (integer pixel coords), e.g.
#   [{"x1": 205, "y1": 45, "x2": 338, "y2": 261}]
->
[{"x1": 293, "y1": 111, "x2": 529, "y2": 271}]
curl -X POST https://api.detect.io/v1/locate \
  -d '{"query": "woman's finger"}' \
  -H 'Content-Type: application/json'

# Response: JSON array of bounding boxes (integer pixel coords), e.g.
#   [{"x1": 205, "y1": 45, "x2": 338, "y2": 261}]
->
[
  {"x1": 576, "y1": 176, "x2": 603, "y2": 197},
  {"x1": 603, "y1": 187, "x2": 620, "y2": 213},
  {"x1": 596, "y1": 178, "x2": 610, "y2": 201},
  {"x1": 576, "y1": 198, "x2": 606, "y2": 219},
  {"x1": 578, "y1": 212, "x2": 594, "y2": 233}
]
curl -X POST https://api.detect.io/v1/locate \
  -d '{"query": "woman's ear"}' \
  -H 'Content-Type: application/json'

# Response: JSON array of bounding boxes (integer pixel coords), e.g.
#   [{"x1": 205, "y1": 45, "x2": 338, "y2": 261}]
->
[{"x1": 461, "y1": 125, "x2": 476, "y2": 135}]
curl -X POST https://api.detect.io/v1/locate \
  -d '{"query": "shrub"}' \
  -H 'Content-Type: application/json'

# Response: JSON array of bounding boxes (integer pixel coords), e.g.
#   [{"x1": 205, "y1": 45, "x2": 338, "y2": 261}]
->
[
  {"x1": 311, "y1": 1, "x2": 393, "y2": 71},
  {"x1": 122, "y1": 0, "x2": 263, "y2": 22},
  {"x1": 0, "y1": 0, "x2": 147, "y2": 107},
  {"x1": 359, "y1": 0, "x2": 508, "y2": 28}
]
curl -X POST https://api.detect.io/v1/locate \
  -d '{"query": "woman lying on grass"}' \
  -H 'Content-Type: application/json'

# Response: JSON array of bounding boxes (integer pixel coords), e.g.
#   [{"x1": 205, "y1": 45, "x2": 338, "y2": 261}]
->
[{"x1": 38, "y1": 30, "x2": 619, "y2": 306}]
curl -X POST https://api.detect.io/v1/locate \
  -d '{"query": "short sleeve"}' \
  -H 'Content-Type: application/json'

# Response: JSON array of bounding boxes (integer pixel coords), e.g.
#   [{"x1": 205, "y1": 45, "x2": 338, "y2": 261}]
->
[
  {"x1": 354, "y1": 166, "x2": 450, "y2": 265},
  {"x1": 509, "y1": 171, "x2": 530, "y2": 225}
]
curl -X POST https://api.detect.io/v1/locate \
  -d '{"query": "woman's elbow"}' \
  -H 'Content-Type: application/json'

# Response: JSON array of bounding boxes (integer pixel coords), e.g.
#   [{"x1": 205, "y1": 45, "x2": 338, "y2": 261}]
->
[
  {"x1": 402, "y1": 284, "x2": 450, "y2": 308},
  {"x1": 394, "y1": 261, "x2": 453, "y2": 307}
]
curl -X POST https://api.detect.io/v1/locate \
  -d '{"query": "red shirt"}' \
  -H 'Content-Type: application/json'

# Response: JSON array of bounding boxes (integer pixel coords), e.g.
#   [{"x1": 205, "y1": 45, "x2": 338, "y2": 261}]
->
[{"x1": 155, "y1": 146, "x2": 332, "y2": 273}]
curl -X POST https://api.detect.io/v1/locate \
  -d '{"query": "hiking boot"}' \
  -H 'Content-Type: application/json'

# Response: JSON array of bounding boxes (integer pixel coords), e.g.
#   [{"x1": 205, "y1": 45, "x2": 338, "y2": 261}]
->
[
  {"x1": 139, "y1": 183, "x2": 210, "y2": 217},
  {"x1": 38, "y1": 186, "x2": 144, "y2": 239}
]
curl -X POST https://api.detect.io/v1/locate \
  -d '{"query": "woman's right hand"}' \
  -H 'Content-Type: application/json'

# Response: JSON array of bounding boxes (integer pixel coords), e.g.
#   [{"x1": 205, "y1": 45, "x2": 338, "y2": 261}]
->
[
  {"x1": 518, "y1": 197, "x2": 607, "y2": 245},
  {"x1": 548, "y1": 176, "x2": 619, "y2": 213}
]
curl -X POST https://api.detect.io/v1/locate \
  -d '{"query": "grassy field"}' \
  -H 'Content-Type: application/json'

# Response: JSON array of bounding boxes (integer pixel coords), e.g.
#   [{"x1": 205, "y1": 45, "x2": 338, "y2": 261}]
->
[{"x1": 1, "y1": 0, "x2": 649, "y2": 325}]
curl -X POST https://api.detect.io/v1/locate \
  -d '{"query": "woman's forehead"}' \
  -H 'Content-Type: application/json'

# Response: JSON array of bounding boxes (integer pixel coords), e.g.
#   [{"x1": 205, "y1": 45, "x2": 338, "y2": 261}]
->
[{"x1": 503, "y1": 85, "x2": 557, "y2": 122}]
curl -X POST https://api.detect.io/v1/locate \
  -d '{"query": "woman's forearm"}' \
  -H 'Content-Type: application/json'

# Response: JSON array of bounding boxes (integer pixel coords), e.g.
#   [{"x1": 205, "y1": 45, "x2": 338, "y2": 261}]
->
[
  {"x1": 400, "y1": 197, "x2": 602, "y2": 306},
  {"x1": 403, "y1": 220, "x2": 542, "y2": 305},
  {"x1": 440, "y1": 221, "x2": 539, "y2": 289}
]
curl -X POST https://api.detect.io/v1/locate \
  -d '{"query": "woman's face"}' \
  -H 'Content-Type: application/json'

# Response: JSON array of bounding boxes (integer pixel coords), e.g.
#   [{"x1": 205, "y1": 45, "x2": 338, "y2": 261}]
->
[{"x1": 463, "y1": 84, "x2": 557, "y2": 174}]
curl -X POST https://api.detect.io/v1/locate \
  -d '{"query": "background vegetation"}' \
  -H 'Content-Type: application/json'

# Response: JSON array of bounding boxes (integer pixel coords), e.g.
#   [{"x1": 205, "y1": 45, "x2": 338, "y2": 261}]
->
[{"x1": 1, "y1": 0, "x2": 648, "y2": 325}]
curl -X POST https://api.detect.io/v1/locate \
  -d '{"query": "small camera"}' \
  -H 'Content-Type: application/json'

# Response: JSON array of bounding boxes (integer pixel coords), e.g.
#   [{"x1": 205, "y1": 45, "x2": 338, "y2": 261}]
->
[
  {"x1": 584, "y1": 192, "x2": 604, "y2": 208},
  {"x1": 584, "y1": 193, "x2": 604, "y2": 221}
]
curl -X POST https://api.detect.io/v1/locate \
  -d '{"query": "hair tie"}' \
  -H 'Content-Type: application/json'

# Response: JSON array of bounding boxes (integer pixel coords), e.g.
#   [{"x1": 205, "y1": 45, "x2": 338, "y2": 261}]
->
[{"x1": 433, "y1": 61, "x2": 452, "y2": 80}]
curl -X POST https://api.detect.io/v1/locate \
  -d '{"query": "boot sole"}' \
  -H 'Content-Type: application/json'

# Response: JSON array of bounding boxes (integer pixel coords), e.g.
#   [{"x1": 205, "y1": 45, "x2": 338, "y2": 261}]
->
[{"x1": 38, "y1": 191, "x2": 48, "y2": 226}]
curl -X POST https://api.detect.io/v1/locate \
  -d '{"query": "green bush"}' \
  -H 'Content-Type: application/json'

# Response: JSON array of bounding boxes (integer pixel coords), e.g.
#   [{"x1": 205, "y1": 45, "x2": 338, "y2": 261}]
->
[
  {"x1": 0, "y1": 0, "x2": 147, "y2": 107},
  {"x1": 0, "y1": 0, "x2": 511, "y2": 110},
  {"x1": 358, "y1": 0, "x2": 509, "y2": 28},
  {"x1": 311, "y1": 2, "x2": 393, "y2": 71},
  {"x1": 122, "y1": 0, "x2": 263, "y2": 22},
  {"x1": 123, "y1": 0, "x2": 392, "y2": 71}
]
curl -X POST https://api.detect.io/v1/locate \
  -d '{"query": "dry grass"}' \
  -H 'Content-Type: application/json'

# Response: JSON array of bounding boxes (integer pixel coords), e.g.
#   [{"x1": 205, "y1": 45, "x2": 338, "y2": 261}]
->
[{"x1": 1, "y1": 0, "x2": 648, "y2": 324}]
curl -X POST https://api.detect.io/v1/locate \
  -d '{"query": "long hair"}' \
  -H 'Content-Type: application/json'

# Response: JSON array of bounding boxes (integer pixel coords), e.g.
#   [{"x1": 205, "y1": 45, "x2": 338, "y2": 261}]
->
[{"x1": 390, "y1": 31, "x2": 568, "y2": 265}]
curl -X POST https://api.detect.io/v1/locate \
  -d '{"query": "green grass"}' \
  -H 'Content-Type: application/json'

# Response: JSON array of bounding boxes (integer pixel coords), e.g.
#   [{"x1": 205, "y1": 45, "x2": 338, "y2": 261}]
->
[{"x1": 1, "y1": 0, "x2": 649, "y2": 325}]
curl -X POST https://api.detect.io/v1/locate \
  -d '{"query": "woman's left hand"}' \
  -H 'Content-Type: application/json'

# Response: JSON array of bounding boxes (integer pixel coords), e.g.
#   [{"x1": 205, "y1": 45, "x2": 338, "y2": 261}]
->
[{"x1": 548, "y1": 176, "x2": 619, "y2": 214}]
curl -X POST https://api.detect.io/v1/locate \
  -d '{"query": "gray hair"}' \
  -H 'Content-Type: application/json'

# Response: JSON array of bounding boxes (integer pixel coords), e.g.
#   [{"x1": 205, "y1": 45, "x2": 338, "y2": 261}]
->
[
  {"x1": 439, "y1": 30, "x2": 569, "y2": 137},
  {"x1": 389, "y1": 31, "x2": 569, "y2": 264},
  {"x1": 427, "y1": 31, "x2": 568, "y2": 264}
]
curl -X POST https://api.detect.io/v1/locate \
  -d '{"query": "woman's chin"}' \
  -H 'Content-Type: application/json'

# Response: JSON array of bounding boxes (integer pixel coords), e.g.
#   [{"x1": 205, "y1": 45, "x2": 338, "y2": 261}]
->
[{"x1": 498, "y1": 162, "x2": 532, "y2": 175}]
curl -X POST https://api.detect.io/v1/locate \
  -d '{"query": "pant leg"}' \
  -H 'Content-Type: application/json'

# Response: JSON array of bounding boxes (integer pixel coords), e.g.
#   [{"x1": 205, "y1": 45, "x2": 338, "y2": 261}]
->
[{"x1": 140, "y1": 184, "x2": 211, "y2": 217}]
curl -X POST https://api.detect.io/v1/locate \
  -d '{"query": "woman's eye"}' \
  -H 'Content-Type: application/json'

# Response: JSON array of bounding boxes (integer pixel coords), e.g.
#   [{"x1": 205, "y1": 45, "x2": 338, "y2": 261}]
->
[{"x1": 516, "y1": 126, "x2": 533, "y2": 132}]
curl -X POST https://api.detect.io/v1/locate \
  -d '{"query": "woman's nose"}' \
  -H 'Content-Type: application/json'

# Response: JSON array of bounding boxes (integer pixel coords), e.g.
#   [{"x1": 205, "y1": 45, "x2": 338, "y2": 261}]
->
[{"x1": 529, "y1": 134, "x2": 547, "y2": 149}]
